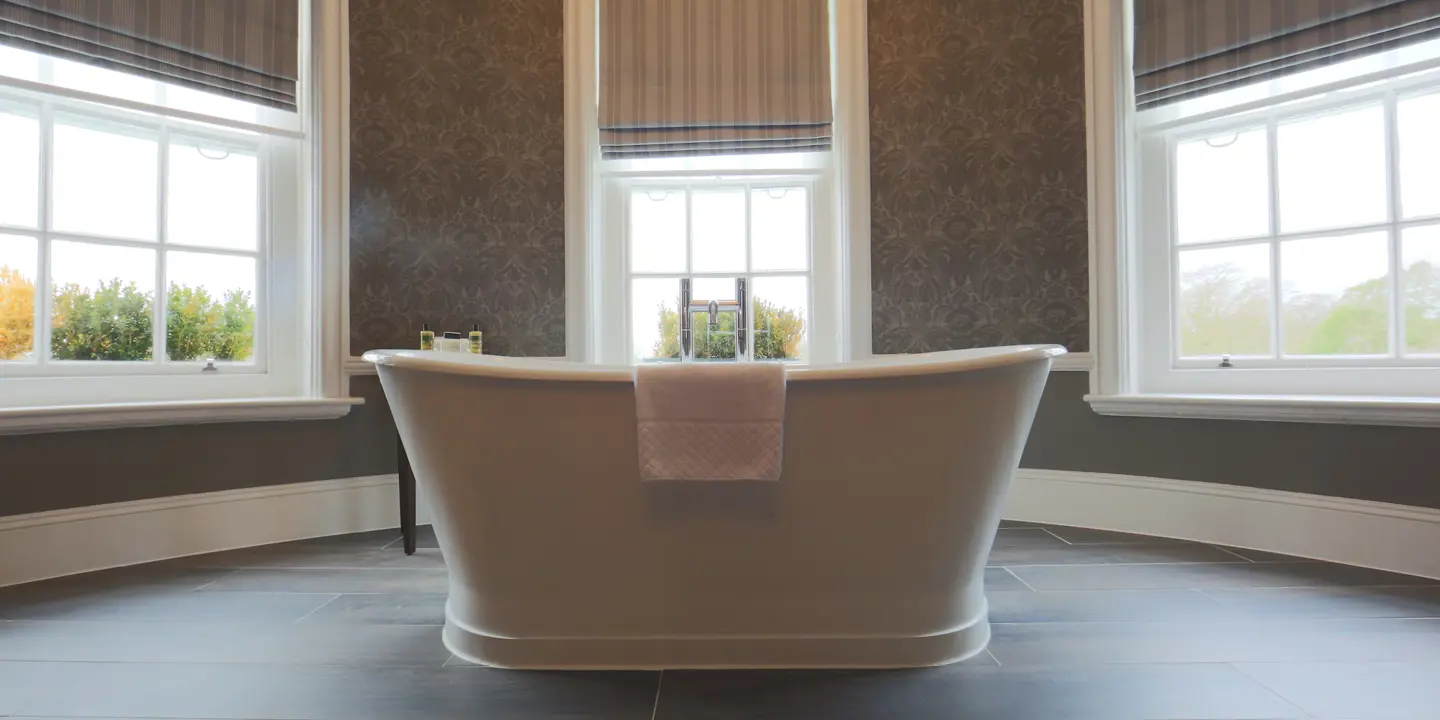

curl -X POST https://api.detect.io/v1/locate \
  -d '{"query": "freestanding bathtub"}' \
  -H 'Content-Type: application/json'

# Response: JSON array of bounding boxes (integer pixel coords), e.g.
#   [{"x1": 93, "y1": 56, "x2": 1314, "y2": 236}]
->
[{"x1": 364, "y1": 344, "x2": 1062, "y2": 669}]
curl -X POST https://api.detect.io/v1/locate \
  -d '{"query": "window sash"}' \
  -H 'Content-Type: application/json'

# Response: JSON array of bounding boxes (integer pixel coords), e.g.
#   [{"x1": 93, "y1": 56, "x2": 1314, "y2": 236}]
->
[
  {"x1": 1136, "y1": 69, "x2": 1440, "y2": 396},
  {"x1": 0, "y1": 80, "x2": 304, "y2": 407},
  {"x1": 595, "y1": 169, "x2": 836, "y2": 366},
  {"x1": 620, "y1": 178, "x2": 816, "y2": 364}
]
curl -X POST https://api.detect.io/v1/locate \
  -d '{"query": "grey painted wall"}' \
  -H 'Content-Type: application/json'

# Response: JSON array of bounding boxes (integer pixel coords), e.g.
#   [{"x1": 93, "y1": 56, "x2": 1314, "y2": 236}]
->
[
  {"x1": 1023, "y1": 373, "x2": 1440, "y2": 510},
  {"x1": 0, "y1": 376, "x2": 397, "y2": 517}
]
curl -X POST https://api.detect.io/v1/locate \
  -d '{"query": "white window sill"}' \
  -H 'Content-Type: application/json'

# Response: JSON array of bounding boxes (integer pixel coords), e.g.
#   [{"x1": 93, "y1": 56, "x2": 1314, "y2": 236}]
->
[
  {"x1": 0, "y1": 397, "x2": 363, "y2": 436},
  {"x1": 1085, "y1": 393, "x2": 1440, "y2": 427}
]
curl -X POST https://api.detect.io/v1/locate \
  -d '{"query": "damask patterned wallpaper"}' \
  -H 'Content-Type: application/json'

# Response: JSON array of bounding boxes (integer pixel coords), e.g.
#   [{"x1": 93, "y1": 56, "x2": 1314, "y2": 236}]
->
[
  {"x1": 867, "y1": 0, "x2": 1089, "y2": 354},
  {"x1": 348, "y1": 0, "x2": 566, "y2": 357}
]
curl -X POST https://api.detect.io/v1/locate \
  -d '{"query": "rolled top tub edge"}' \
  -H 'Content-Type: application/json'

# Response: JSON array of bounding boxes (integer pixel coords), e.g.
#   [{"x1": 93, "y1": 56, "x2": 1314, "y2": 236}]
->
[{"x1": 361, "y1": 344, "x2": 1067, "y2": 383}]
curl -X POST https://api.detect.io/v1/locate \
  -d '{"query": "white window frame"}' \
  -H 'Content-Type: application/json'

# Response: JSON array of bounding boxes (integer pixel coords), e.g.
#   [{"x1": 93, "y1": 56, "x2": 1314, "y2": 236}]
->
[
  {"x1": 1086, "y1": 0, "x2": 1440, "y2": 426},
  {"x1": 599, "y1": 163, "x2": 834, "y2": 365},
  {"x1": 0, "y1": 0, "x2": 355, "y2": 433},
  {"x1": 563, "y1": 0, "x2": 872, "y2": 367}
]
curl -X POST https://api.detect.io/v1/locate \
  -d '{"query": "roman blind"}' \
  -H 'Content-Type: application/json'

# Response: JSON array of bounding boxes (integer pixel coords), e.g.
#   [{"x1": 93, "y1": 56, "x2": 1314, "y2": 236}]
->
[
  {"x1": 599, "y1": 0, "x2": 832, "y2": 159},
  {"x1": 0, "y1": 0, "x2": 300, "y2": 110},
  {"x1": 1134, "y1": 0, "x2": 1440, "y2": 109}
]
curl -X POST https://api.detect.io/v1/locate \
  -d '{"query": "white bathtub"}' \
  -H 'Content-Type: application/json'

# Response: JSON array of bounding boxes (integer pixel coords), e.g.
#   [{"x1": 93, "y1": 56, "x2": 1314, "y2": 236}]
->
[{"x1": 364, "y1": 345, "x2": 1063, "y2": 669}]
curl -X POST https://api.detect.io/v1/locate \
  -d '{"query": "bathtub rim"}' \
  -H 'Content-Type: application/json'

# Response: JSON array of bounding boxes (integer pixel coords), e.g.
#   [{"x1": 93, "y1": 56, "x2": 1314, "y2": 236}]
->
[{"x1": 362, "y1": 344, "x2": 1065, "y2": 383}]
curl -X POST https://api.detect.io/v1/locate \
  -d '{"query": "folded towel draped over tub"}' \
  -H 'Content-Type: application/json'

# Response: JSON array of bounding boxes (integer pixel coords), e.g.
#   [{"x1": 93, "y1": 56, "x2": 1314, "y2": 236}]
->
[{"x1": 634, "y1": 362, "x2": 787, "y2": 481}]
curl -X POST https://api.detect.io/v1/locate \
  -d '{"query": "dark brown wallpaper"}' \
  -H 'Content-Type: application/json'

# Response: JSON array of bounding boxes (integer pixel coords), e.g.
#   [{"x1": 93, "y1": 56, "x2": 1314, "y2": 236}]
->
[
  {"x1": 867, "y1": 0, "x2": 1089, "y2": 354},
  {"x1": 348, "y1": 0, "x2": 566, "y2": 357}
]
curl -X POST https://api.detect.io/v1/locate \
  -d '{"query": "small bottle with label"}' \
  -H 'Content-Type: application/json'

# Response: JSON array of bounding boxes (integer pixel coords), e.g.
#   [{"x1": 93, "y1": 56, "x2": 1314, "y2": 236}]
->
[
  {"x1": 420, "y1": 323, "x2": 434, "y2": 351},
  {"x1": 469, "y1": 325, "x2": 483, "y2": 354}
]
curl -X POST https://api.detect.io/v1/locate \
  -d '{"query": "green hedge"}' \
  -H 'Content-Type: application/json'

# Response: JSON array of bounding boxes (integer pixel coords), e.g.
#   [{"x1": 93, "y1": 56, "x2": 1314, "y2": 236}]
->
[{"x1": 49, "y1": 280, "x2": 254, "y2": 361}]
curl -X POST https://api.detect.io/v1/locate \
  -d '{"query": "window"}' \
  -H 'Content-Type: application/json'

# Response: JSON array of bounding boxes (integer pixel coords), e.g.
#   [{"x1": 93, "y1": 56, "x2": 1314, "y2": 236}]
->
[
  {"x1": 1137, "y1": 65, "x2": 1440, "y2": 397},
  {"x1": 0, "y1": 0, "x2": 352, "y2": 427},
  {"x1": 572, "y1": 0, "x2": 870, "y2": 367},
  {"x1": 1088, "y1": 0, "x2": 1440, "y2": 420},
  {"x1": 605, "y1": 159, "x2": 831, "y2": 365}
]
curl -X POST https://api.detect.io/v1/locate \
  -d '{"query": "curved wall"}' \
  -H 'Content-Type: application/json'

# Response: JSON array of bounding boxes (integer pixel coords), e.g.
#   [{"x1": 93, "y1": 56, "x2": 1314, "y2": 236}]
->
[{"x1": 6, "y1": 0, "x2": 1436, "y2": 520}]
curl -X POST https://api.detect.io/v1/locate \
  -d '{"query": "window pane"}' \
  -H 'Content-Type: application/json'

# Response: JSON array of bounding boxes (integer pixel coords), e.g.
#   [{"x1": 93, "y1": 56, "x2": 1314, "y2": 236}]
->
[
  {"x1": 0, "y1": 108, "x2": 39, "y2": 228},
  {"x1": 1176, "y1": 128, "x2": 1269, "y2": 244},
  {"x1": 168, "y1": 139, "x2": 259, "y2": 251},
  {"x1": 1177, "y1": 244, "x2": 1272, "y2": 357},
  {"x1": 166, "y1": 251, "x2": 257, "y2": 361},
  {"x1": 1281, "y1": 232, "x2": 1390, "y2": 356},
  {"x1": 53, "y1": 119, "x2": 158, "y2": 240},
  {"x1": 632, "y1": 277, "x2": 681, "y2": 361},
  {"x1": 751, "y1": 276, "x2": 808, "y2": 361},
  {"x1": 166, "y1": 86, "x2": 259, "y2": 124},
  {"x1": 1399, "y1": 92, "x2": 1440, "y2": 220},
  {"x1": 1278, "y1": 105, "x2": 1387, "y2": 233},
  {"x1": 51, "y1": 241, "x2": 156, "y2": 361},
  {"x1": 0, "y1": 44, "x2": 39, "y2": 81},
  {"x1": 690, "y1": 189, "x2": 745, "y2": 273},
  {"x1": 690, "y1": 278, "x2": 739, "y2": 361},
  {"x1": 1402, "y1": 225, "x2": 1440, "y2": 355},
  {"x1": 751, "y1": 186, "x2": 808, "y2": 271},
  {"x1": 52, "y1": 58, "x2": 156, "y2": 105},
  {"x1": 630, "y1": 189, "x2": 686, "y2": 273},
  {"x1": 0, "y1": 234, "x2": 38, "y2": 361}
]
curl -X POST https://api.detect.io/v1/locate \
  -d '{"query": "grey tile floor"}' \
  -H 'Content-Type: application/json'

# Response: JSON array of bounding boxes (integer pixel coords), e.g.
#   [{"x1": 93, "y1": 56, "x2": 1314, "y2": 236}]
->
[{"x1": 1, "y1": 521, "x2": 1437, "y2": 719}]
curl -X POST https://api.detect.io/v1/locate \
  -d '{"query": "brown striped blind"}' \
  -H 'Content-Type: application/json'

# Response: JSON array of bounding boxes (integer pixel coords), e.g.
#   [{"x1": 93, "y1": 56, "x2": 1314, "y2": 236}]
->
[
  {"x1": 1135, "y1": 0, "x2": 1440, "y2": 109},
  {"x1": 0, "y1": 0, "x2": 300, "y2": 110},
  {"x1": 599, "y1": 0, "x2": 832, "y2": 159}
]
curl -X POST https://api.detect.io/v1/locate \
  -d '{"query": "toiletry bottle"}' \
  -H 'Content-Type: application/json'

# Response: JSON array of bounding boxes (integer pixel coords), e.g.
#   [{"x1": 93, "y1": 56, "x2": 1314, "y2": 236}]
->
[
  {"x1": 443, "y1": 331, "x2": 463, "y2": 352},
  {"x1": 420, "y1": 323, "x2": 435, "y2": 351},
  {"x1": 469, "y1": 325, "x2": 483, "y2": 354}
]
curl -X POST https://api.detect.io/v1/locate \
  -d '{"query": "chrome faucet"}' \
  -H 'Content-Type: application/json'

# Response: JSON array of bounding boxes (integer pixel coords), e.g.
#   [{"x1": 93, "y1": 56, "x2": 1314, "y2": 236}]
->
[{"x1": 677, "y1": 277, "x2": 748, "y2": 361}]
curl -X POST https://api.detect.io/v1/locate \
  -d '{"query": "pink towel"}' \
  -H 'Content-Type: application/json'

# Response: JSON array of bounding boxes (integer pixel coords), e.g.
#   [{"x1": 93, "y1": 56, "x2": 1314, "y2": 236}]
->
[{"x1": 634, "y1": 362, "x2": 787, "y2": 481}]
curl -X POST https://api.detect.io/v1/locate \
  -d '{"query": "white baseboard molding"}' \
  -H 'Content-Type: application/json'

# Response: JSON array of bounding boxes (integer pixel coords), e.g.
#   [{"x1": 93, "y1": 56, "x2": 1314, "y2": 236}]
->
[
  {"x1": 0, "y1": 474, "x2": 424, "y2": 589},
  {"x1": 1008, "y1": 468, "x2": 1440, "y2": 581},
  {"x1": 9, "y1": 466, "x2": 1432, "y2": 589}
]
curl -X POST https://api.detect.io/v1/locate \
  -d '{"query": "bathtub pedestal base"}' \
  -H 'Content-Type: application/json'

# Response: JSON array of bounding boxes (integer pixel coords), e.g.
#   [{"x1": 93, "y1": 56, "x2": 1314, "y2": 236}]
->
[{"x1": 442, "y1": 615, "x2": 991, "y2": 670}]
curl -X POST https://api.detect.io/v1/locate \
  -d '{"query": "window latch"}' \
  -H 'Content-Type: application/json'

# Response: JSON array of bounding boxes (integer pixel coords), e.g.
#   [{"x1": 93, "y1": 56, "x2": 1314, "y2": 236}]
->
[
  {"x1": 1218, "y1": 354, "x2": 1233, "y2": 368},
  {"x1": 202, "y1": 358, "x2": 219, "y2": 373}
]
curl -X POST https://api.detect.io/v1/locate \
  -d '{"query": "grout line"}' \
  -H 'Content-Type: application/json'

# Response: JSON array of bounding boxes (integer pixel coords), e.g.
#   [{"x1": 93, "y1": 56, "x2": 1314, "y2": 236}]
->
[
  {"x1": 1228, "y1": 662, "x2": 1320, "y2": 719},
  {"x1": 1208, "y1": 544, "x2": 1258, "y2": 563},
  {"x1": 988, "y1": 559, "x2": 1273, "y2": 569},
  {"x1": 1193, "y1": 588, "x2": 1227, "y2": 606},
  {"x1": 650, "y1": 669, "x2": 664, "y2": 720},
  {"x1": 212, "y1": 564, "x2": 444, "y2": 572},
  {"x1": 984, "y1": 648, "x2": 1001, "y2": 667},
  {"x1": 289, "y1": 593, "x2": 342, "y2": 625},
  {"x1": 190, "y1": 567, "x2": 242, "y2": 592},
  {"x1": 1036, "y1": 527, "x2": 1074, "y2": 546},
  {"x1": 1001, "y1": 567, "x2": 1038, "y2": 592}
]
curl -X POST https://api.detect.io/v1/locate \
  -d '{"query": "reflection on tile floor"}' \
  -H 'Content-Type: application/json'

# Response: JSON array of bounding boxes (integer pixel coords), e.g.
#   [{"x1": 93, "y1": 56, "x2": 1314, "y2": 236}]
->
[{"x1": 1, "y1": 521, "x2": 1436, "y2": 718}]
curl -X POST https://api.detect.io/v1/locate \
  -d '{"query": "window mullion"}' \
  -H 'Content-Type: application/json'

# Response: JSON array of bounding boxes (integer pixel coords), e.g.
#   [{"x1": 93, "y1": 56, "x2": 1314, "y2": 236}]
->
[
  {"x1": 1266, "y1": 117, "x2": 1282, "y2": 359},
  {"x1": 1385, "y1": 90, "x2": 1405, "y2": 359},
  {"x1": 36, "y1": 98, "x2": 54, "y2": 366},
  {"x1": 153, "y1": 125, "x2": 169, "y2": 364},
  {"x1": 743, "y1": 182, "x2": 753, "y2": 362},
  {"x1": 683, "y1": 185, "x2": 692, "y2": 275},
  {"x1": 253, "y1": 139, "x2": 270, "y2": 373}
]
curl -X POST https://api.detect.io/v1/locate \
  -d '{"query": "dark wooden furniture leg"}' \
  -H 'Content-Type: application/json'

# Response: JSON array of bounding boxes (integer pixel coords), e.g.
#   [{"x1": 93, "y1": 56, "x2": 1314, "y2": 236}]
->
[{"x1": 398, "y1": 435, "x2": 417, "y2": 555}]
